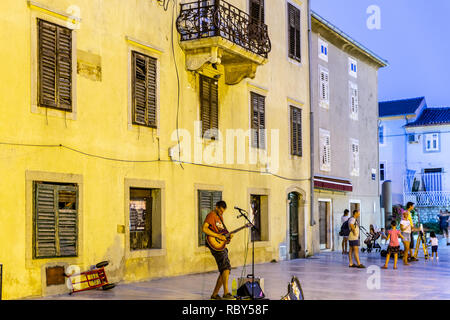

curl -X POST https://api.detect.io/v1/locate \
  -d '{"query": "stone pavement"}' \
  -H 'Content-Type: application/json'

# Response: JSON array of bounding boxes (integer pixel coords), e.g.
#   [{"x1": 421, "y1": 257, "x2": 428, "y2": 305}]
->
[{"x1": 39, "y1": 238, "x2": 450, "y2": 300}]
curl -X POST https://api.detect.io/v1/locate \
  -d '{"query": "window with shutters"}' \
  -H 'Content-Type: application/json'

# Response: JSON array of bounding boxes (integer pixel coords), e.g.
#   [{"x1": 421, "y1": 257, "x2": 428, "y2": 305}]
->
[
  {"x1": 318, "y1": 38, "x2": 328, "y2": 62},
  {"x1": 250, "y1": 92, "x2": 266, "y2": 149},
  {"x1": 319, "y1": 66, "x2": 329, "y2": 109},
  {"x1": 287, "y1": 3, "x2": 301, "y2": 62},
  {"x1": 37, "y1": 19, "x2": 73, "y2": 111},
  {"x1": 200, "y1": 75, "x2": 219, "y2": 139},
  {"x1": 319, "y1": 129, "x2": 331, "y2": 172},
  {"x1": 348, "y1": 57, "x2": 357, "y2": 78},
  {"x1": 350, "y1": 139, "x2": 360, "y2": 176},
  {"x1": 379, "y1": 125, "x2": 385, "y2": 145},
  {"x1": 380, "y1": 161, "x2": 386, "y2": 181},
  {"x1": 198, "y1": 190, "x2": 222, "y2": 246},
  {"x1": 132, "y1": 51, "x2": 158, "y2": 128},
  {"x1": 290, "y1": 106, "x2": 302, "y2": 156},
  {"x1": 33, "y1": 182, "x2": 78, "y2": 259},
  {"x1": 349, "y1": 81, "x2": 359, "y2": 120},
  {"x1": 129, "y1": 188, "x2": 155, "y2": 251},
  {"x1": 424, "y1": 133, "x2": 440, "y2": 152},
  {"x1": 249, "y1": 0, "x2": 264, "y2": 23}
]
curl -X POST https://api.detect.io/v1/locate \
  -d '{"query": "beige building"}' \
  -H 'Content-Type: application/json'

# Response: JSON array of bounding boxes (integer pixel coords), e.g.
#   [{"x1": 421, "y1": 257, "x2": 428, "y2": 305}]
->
[
  {"x1": 0, "y1": 0, "x2": 313, "y2": 299},
  {"x1": 310, "y1": 11, "x2": 388, "y2": 252}
]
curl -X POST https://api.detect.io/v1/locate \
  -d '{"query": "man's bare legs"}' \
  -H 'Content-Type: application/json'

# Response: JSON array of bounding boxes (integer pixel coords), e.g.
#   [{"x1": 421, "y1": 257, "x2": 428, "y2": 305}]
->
[{"x1": 212, "y1": 269, "x2": 230, "y2": 296}]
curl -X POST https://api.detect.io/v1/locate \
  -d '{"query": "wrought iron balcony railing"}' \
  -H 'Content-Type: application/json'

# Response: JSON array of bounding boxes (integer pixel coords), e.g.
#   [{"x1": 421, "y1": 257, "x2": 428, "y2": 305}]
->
[
  {"x1": 404, "y1": 191, "x2": 450, "y2": 207},
  {"x1": 176, "y1": 0, "x2": 271, "y2": 58}
]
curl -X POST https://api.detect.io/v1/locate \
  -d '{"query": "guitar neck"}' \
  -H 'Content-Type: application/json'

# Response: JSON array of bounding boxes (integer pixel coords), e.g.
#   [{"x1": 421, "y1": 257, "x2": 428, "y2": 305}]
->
[{"x1": 228, "y1": 224, "x2": 250, "y2": 235}]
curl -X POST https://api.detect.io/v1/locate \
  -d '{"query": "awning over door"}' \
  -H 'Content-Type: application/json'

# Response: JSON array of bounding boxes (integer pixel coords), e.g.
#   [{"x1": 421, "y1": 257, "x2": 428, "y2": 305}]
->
[{"x1": 314, "y1": 175, "x2": 353, "y2": 192}]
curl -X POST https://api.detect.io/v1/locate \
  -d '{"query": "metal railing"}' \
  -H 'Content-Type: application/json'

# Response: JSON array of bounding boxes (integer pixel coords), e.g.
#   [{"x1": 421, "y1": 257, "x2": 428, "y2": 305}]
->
[
  {"x1": 176, "y1": 0, "x2": 271, "y2": 58},
  {"x1": 404, "y1": 191, "x2": 450, "y2": 207},
  {"x1": 403, "y1": 171, "x2": 449, "y2": 206}
]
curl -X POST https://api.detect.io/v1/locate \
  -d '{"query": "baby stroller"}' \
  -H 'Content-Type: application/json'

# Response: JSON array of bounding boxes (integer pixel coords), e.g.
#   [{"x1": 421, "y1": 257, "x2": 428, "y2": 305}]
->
[{"x1": 360, "y1": 225, "x2": 382, "y2": 253}]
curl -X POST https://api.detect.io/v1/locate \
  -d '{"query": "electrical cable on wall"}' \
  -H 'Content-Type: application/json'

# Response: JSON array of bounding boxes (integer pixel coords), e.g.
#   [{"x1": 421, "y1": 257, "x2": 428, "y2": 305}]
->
[{"x1": 0, "y1": 141, "x2": 310, "y2": 182}]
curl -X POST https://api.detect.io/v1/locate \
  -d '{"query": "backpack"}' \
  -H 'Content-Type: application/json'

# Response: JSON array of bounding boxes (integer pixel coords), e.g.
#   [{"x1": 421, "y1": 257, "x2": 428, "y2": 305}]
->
[{"x1": 339, "y1": 220, "x2": 350, "y2": 237}]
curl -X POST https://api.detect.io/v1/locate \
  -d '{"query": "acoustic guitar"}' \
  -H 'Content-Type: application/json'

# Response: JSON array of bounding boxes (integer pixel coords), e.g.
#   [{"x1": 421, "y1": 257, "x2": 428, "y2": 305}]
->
[{"x1": 206, "y1": 223, "x2": 252, "y2": 251}]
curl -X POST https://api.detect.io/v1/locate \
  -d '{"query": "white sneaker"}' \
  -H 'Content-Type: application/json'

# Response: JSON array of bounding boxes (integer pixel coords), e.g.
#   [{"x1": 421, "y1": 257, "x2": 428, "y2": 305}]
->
[
  {"x1": 431, "y1": 257, "x2": 434, "y2": 260},
  {"x1": 436, "y1": 257, "x2": 439, "y2": 260}
]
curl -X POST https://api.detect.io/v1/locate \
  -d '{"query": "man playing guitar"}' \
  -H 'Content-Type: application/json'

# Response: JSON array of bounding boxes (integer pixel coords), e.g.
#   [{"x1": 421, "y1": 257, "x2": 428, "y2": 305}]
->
[{"x1": 202, "y1": 200, "x2": 235, "y2": 300}]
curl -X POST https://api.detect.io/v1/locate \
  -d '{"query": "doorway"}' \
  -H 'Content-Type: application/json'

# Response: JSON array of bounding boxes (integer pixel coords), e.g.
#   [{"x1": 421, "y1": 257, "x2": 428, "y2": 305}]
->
[
  {"x1": 318, "y1": 199, "x2": 332, "y2": 249},
  {"x1": 288, "y1": 192, "x2": 301, "y2": 259},
  {"x1": 350, "y1": 201, "x2": 361, "y2": 225}
]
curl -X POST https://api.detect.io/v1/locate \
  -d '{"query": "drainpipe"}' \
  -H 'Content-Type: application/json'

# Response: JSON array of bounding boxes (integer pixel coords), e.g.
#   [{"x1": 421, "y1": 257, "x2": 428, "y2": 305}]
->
[
  {"x1": 404, "y1": 115, "x2": 408, "y2": 204},
  {"x1": 307, "y1": 0, "x2": 316, "y2": 231}
]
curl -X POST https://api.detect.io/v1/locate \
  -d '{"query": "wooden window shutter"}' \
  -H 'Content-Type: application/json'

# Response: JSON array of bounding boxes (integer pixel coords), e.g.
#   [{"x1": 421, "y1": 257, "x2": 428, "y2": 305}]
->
[
  {"x1": 57, "y1": 185, "x2": 78, "y2": 257},
  {"x1": 250, "y1": 0, "x2": 264, "y2": 23},
  {"x1": 290, "y1": 106, "x2": 302, "y2": 156},
  {"x1": 288, "y1": 4, "x2": 301, "y2": 61},
  {"x1": 35, "y1": 183, "x2": 57, "y2": 258},
  {"x1": 349, "y1": 83, "x2": 358, "y2": 117},
  {"x1": 200, "y1": 75, "x2": 219, "y2": 138},
  {"x1": 56, "y1": 26, "x2": 73, "y2": 110},
  {"x1": 132, "y1": 51, "x2": 157, "y2": 128},
  {"x1": 34, "y1": 183, "x2": 78, "y2": 259},
  {"x1": 351, "y1": 140, "x2": 360, "y2": 175},
  {"x1": 198, "y1": 190, "x2": 222, "y2": 245},
  {"x1": 320, "y1": 68, "x2": 329, "y2": 103},
  {"x1": 38, "y1": 19, "x2": 72, "y2": 111},
  {"x1": 251, "y1": 92, "x2": 265, "y2": 149},
  {"x1": 319, "y1": 130, "x2": 331, "y2": 171}
]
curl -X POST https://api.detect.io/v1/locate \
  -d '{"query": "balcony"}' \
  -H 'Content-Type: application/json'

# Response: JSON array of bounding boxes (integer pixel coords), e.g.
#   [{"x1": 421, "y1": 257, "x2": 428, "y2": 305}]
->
[
  {"x1": 403, "y1": 170, "x2": 450, "y2": 207},
  {"x1": 176, "y1": 0, "x2": 271, "y2": 85}
]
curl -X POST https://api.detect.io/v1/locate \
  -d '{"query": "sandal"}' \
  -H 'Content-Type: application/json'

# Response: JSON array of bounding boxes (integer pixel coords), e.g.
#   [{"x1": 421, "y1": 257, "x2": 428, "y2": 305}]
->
[
  {"x1": 381, "y1": 266, "x2": 388, "y2": 269},
  {"x1": 210, "y1": 294, "x2": 222, "y2": 300},
  {"x1": 349, "y1": 264, "x2": 357, "y2": 268},
  {"x1": 356, "y1": 264, "x2": 366, "y2": 268},
  {"x1": 222, "y1": 293, "x2": 236, "y2": 300}
]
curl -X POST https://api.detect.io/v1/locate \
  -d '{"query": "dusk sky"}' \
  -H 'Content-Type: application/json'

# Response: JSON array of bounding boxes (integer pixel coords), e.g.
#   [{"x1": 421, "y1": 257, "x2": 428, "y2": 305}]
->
[{"x1": 311, "y1": 0, "x2": 450, "y2": 107}]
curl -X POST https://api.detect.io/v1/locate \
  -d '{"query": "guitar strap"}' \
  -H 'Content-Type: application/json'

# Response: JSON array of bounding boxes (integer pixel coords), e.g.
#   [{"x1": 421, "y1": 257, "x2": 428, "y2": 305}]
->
[{"x1": 215, "y1": 209, "x2": 228, "y2": 233}]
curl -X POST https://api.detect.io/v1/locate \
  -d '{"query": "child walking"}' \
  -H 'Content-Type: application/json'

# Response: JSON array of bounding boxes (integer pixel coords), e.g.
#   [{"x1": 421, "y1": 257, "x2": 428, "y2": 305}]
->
[
  {"x1": 429, "y1": 231, "x2": 439, "y2": 260},
  {"x1": 382, "y1": 220, "x2": 405, "y2": 269}
]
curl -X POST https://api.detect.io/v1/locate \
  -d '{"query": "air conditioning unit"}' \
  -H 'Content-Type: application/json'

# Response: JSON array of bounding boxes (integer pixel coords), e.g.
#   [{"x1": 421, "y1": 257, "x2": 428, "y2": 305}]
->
[{"x1": 408, "y1": 134, "x2": 419, "y2": 143}]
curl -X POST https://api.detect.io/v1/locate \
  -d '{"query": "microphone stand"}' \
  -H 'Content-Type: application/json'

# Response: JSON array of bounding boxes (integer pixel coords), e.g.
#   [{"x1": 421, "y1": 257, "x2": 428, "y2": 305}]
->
[{"x1": 235, "y1": 208, "x2": 259, "y2": 300}]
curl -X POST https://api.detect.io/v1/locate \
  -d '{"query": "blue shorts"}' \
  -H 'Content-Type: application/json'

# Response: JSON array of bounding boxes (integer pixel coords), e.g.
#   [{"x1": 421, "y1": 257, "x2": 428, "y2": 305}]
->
[{"x1": 349, "y1": 240, "x2": 360, "y2": 247}]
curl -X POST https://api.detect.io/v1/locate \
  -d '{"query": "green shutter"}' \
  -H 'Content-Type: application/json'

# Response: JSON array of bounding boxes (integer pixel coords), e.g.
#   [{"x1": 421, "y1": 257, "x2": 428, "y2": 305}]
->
[
  {"x1": 35, "y1": 183, "x2": 57, "y2": 258},
  {"x1": 132, "y1": 51, "x2": 157, "y2": 128},
  {"x1": 291, "y1": 106, "x2": 302, "y2": 156},
  {"x1": 251, "y1": 92, "x2": 265, "y2": 149},
  {"x1": 57, "y1": 186, "x2": 78, "y2": 257},
  {"x1": 38, "y1": 20, "x2": 58, "y2": 109},
  {"x1": 38, "y1": 19, "x2": 72, "y2": 111},
  {"x1": 34, "y1": 183, "x2": 78, "y2": 258},
  {"x1": 198, "y1": 190, "x2": 222, "y2": 245},
  {"x1": 200, "y1": 75, "x2": 218, "y2": 138},
  {"x1": 288, "y1": 4, "x2": 301, "y2": 61}
]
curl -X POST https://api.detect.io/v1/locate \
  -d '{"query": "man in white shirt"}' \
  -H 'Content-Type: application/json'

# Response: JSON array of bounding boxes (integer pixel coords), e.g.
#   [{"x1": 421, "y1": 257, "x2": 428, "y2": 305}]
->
[{"x1": 341, "y1": 209, "x2": 350, "y2": 254}]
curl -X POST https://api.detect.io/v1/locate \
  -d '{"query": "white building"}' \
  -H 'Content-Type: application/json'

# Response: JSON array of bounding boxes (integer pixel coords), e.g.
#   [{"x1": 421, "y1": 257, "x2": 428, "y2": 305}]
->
[{"x1": 379, "y1": 97, "x2": 450, "y2": 222}]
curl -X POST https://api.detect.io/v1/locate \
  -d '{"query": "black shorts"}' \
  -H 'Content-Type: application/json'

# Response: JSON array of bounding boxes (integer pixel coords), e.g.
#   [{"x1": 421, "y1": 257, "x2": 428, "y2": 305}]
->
[
  {"x1": 207, "y1": 244, "x2": 231, "y2": 273},
  {"x1": 432, "y1": 245, "x2": 438, "y2": 253},
  {"x1": 388, "y1": 246, "x2": 400, "y2": 254},
  {"x1": 349, "y1": 240, "x2": 360, "y2": 247}
]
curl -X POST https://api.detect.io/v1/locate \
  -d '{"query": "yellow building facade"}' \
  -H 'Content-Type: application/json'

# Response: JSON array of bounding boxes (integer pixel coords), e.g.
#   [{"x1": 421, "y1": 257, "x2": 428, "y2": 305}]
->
[{"x1": 0, "y1": 0, "x2": 312, "y2": 299}]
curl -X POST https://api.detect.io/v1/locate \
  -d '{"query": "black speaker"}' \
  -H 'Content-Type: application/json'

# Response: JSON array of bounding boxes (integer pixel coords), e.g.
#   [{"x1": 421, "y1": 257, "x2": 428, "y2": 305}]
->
[{"x1": 237, "y1": 280, "x2": 265, "y2": 299}]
